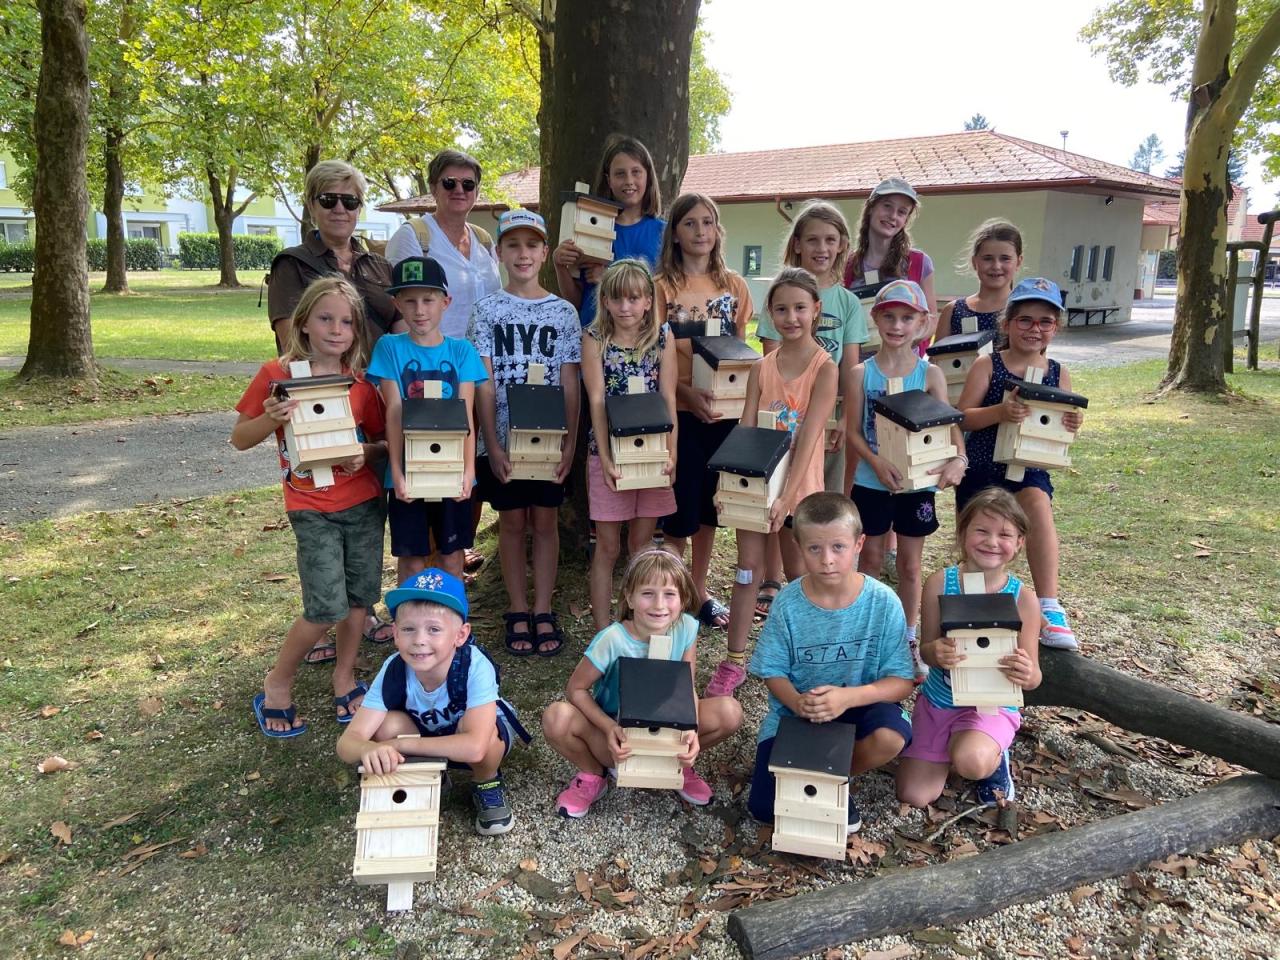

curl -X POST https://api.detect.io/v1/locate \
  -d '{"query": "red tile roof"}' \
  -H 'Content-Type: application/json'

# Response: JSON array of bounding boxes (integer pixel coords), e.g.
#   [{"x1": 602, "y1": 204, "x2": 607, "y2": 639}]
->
[
  {"x1": 1144, "y1": 184, "x2": 1253, "y2": 242},
  {"x1": 379, "y1": 130, "x2": 1180, "y2": 215}
]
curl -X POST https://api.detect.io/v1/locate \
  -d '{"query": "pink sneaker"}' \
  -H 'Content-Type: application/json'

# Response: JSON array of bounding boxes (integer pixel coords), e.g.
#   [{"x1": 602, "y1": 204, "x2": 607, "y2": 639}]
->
[
  {"x1": 555, "y1": 772, "x2": 608, "y2": 819},
  {"x1": 676, "y1": 766, "x2": 713, "y2": 806},
  {"x1": 704, "y1": 659, "x2": 747, "y2": 698}
]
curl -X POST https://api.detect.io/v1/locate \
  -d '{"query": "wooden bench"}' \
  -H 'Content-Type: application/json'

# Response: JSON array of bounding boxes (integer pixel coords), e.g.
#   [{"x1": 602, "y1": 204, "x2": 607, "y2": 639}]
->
[{"x1": 1066, "y1": 305, "x2": 1119, "y2": 327}]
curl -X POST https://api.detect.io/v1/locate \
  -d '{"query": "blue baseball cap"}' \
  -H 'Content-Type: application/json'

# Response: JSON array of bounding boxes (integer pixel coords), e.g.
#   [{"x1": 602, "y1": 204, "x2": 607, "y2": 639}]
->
[
  {"x1": 1007, "y1": 277, "x2": 1064, "y2": 310},
  {"x1": 872, "y1": 278, "x2": 929, "y2": 314},
  {"x1": 385, "y1": 567, "x2": 469, "y2": 621}
]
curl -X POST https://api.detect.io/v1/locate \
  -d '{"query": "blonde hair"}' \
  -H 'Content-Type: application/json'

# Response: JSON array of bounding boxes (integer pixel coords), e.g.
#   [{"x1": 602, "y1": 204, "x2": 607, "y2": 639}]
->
[
  {"x1": 616, "y1": 549, "x2": 697, "y2": 623},
  {"x1": 954, "y1": 488, "x2": 1029, "y2": 563},
  {"x1": 793, "y1": 492, "x2": 864, "y2": 540},
  {"x1": 304, "y1": 160, "x2": 367, "y2": 211},
  {"x1": 851, "y1": 190, "x2": 918, "y2": 281},
  {"x1": 591, "y1": 258, "x2": 661, "y2": 355},
  {"x1": 281, "y1": 276, "x2": 370, "y2": 373},
  {"x1": 657, "y1": 192, "x2": 731, "y2": 290},
  {"x1": 956, "y1": 219, "x2": 1024, "y2": 279},
  {"x1": 783, "y1": 201, "x2": 851, "y2": 284},
  {"x1": 595, "y1": 134, "x2": 662, "y2": 218}
]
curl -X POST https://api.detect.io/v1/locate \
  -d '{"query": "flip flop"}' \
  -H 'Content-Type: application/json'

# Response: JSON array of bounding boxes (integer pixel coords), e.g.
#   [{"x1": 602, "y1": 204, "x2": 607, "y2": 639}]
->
[
  {"x1": 334, "y1": 682, "x2": 369, "y2": 724},
  {"x1": 532, "y1": 612, "x2": 565, "y2": 657},
  {"x1": 303, "y1": 640, "x2": 337, "y2": 665},
  {"x1": 253, "y1": 691, "x2": 308, "y2": 739},
  {"x1": 696, "y1": 597, "x2": 730, "y2": 630},
  {"x1": 363, "y1": 617, "x2": 395, "y2": 645},
  {"x1": 754, "y1": 580, "x2": 782, "y2": 621},
  {"x1": 464, "y1": 549, "x2": 486, "y2": 573}
]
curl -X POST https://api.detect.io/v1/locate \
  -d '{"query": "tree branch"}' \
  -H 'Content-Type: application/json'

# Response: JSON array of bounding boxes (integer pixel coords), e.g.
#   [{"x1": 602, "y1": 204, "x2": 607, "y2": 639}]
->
[{"x1": 1220, "y1": 2, "x2": 1280, "y2": 124}]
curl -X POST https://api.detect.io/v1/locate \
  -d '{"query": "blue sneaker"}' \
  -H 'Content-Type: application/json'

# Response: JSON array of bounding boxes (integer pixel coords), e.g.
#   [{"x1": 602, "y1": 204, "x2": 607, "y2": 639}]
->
[
  {"x1": 471, "y1": 776, "x2": 515, "y2": 835},
  {"x1": 1040, "y1": 606, "x2": 1078, "y2": 650},
  {"x1": 976, "y1": 750, "x2": 1015, "y2": 806}
]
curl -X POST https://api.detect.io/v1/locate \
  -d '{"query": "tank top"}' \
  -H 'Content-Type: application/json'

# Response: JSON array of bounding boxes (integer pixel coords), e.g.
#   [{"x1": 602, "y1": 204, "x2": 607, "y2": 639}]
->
[
  {"x1": 853, "y1": 355, "x2": 932, "y2": 492},
  {"x1": 920, "y1": 565, "x2": 1023, "y2": 711},
  {"x1": 964, "y1": 351, "x2": 1060, "y2": 486},
  {"x1": 756, "y1": 346, "x2": 831, "y2": 504},
  {"x1": 949, "y1": 296, "x2": 1001, "y2": 336},
  {"x1": 586, "y1": 323, "x2": 670, "y2": 456}
]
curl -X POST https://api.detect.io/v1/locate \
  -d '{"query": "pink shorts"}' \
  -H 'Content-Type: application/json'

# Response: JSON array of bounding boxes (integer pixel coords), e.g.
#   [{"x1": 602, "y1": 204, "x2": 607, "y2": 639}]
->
[
  {"x1": 587, "y1": 454, "x2": 677, "y2": 522},
  {"x1": 900, "y1": 695, "x2": 1021, "y2": 763}
]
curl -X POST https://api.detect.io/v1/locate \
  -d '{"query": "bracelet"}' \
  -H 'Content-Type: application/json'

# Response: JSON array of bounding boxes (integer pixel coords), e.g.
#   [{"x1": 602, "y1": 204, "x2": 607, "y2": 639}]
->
[{"x1": 953, "y1": 454, "x2": 969, "y2": 467}]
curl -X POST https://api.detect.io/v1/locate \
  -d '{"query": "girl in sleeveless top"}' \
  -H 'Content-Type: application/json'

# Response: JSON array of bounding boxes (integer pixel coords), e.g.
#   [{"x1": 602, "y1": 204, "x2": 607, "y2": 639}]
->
[{"x1": 938, "y1": 219, "x2": 1024, "y2": 340}]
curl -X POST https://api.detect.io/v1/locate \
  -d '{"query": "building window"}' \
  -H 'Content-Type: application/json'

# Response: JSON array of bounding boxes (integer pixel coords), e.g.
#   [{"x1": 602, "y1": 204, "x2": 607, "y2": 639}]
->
[
  {"x1": 1, "y1": 220, "x2": 29, "y2": 243},
  {"x1": 1086, "y1": 245, "x2": 1100, "y2": 281},
  {"x1": 246, "y1": 224, "x2": 276, "y2": 236},
  {"x1": 0, "y1": 161, "x2": 7, "y2": 189},
  {"x1": 743, "y1": 245, "x2": 762, "y2": 278},
  {"x1": 128, "y1": 223, "x2": 162, "y2": 241},
  {"x1": 1068, "y1": 245, "x2": 1083, "y2": 282},
  {"x1": 1102, "y1": 245, "x2": 1116, "y2": 281}
]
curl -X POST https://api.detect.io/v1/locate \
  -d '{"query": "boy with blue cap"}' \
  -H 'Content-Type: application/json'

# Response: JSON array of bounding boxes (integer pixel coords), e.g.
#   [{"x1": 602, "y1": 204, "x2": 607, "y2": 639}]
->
[{"x1": 337, "y1": 568, "x2": 526, "y2": 835}]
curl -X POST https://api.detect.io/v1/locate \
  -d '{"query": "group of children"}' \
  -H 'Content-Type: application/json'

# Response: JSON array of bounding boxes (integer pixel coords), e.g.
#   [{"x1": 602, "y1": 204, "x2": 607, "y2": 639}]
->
[{"x1": 234, "y1": 133, "x2": 1083, "y2": 839}]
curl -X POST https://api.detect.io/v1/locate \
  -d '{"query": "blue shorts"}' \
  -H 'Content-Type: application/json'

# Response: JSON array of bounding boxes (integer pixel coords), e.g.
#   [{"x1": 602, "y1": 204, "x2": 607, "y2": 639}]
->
[
  {"x1": 746, "y1": 701, "x2": 912, "y2": 823},
  {"x1": 386, "y1": 489, "x2": 475, "y2": 557},
  {"x1": 404, "y1": 711, "x2": 518, "y2": 768},
  {"x1": 955, "y1": 470, "x2": 1053, "y2": 514}
]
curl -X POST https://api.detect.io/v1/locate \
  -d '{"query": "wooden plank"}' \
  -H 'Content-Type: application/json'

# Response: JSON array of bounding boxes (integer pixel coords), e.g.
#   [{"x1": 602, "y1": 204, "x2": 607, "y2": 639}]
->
[{"x1": 355, "y1": 810, "x2": 440, "y2": 830}]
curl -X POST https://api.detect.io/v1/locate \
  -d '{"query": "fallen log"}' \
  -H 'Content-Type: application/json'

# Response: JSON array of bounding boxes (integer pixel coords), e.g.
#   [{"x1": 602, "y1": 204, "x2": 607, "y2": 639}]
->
[
  {"x1": 1026, "y1": 648, "x2": 1280, "y2": 779},
  {"x1": 727, "y1": 775, "x2": 1280, "y2": 960}
]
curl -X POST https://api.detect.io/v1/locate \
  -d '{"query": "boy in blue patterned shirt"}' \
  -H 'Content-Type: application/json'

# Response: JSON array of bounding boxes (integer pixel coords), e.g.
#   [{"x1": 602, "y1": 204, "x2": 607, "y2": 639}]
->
[{"x1": 746, "y1": 492, "x2": 914, "y2": 832}]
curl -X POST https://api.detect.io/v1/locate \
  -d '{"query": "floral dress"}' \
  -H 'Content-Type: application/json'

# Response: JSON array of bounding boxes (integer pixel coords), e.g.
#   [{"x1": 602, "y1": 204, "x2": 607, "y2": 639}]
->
[{"x1": 587, "y1": 323, "x2": 670, "y2": 456}]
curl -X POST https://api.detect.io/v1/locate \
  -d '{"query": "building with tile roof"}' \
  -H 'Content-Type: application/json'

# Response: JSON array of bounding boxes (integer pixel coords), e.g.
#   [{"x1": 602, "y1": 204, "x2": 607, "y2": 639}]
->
[{"x1": 380, "y1": 131, "x2": 1184, "y2": 324}]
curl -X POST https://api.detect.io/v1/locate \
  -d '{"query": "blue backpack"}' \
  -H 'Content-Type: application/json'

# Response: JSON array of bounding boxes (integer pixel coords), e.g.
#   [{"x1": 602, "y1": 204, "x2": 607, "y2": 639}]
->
[{"x1": 379, "y1": 640, "x2": 530, "y2": 743}]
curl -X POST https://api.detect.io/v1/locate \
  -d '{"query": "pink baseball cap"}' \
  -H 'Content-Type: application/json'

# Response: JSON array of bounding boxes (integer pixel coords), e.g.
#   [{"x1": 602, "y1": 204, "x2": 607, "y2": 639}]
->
[{"x1": 872, "y1": 279, "x2": 929, "y2": 314}]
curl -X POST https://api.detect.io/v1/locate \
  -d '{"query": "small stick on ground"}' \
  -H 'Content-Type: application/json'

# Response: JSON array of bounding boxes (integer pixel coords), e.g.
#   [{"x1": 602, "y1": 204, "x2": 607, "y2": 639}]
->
[{"x1": 924, "y1": 803, "x2": 988, "y2": 844}]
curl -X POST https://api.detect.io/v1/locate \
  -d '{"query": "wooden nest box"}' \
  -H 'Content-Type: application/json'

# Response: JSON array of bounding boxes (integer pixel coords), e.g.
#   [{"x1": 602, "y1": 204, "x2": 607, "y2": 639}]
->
[
  {"x1": 506, "y1": 363, "x2": 566, "y2": 482},
  {"x1": 768, "y1": 715, "x2": 857, "y2": 860},
  {"x1": 927, "y1": 325, "x2": 997, "y2": 406},
  {"x1": 402, "y1": 380, "x2": 469, "y2": 500},
  {"x1": 615, "y1": 641, "x2": 697, "y2": 790},
  {"x1": 559, "y1": 181, "x2": 623, "y2": 265},
  {"x1": 605, "y1": 376, "x2": 673, "y2": 491},
  {"x1": 871, "y1": 386, "x2": 963, "y2": 492},
  {"x1": 352, "y1": 754, "x2": 448, "y2": 911},
  {"x1": 272, "y1": 360, "x2": 363, "y2": 488},
  {"x1": 690, "y1": 316, "x2": 760, "y2": 420},
  {"x1": 994, "y1": 370, "x2": 1088, "y2": 481},
  {"x1": 939, "y1": 573, "x2": 1023, "y2": 714},
  {"x1": 708, "y1": 413, "x2": 792, "y2": 534}
]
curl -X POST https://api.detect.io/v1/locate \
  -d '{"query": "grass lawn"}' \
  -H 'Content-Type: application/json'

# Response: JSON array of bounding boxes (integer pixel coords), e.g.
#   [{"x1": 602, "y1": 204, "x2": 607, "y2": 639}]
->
[
  {"x1": 0, "y1": 270, "x2": 274, "y2": 363},
  {"x1": 0, "y1": 368, "x2": 247, "y2": 429},
  {"x1": 2, "y1": 360, "x2": 1277, "y2": 957}
]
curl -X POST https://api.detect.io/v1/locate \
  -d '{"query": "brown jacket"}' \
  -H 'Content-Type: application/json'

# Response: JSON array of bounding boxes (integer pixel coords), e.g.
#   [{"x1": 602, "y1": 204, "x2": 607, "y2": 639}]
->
[{"x1": 267, "y1": 231, "x2": 400, "y2": 352}]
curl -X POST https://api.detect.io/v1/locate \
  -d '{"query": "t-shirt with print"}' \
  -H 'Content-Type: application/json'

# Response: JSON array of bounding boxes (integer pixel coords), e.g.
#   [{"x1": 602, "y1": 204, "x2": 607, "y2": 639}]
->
[
  {"x1": 578, "y1": 216, "x2": 666, "y2": 327},
  {"x1": 467, "y1": 290, "x2": 581, "y2": 456},
  {"x1": 584, "y1": 613, "x2": 699, "y2": 717},
  {"x1": 366, "y1": 333, "x2": 488, "y2": 487},
  {"x1": 235, "y1": 359, "x2": 384, "y2": 513},
  {"x1": 749, "y1": 575, "x2": 912, "y2": 742},
  {"x1": 362, "y1": 648, "x2": 506, "y2": 735},
  {"x1": 656, "y1": 272, "x2": 755, "y2": 413},
  {"x1": 757, "y1": 283, "x2": 869, "y2": 361}
]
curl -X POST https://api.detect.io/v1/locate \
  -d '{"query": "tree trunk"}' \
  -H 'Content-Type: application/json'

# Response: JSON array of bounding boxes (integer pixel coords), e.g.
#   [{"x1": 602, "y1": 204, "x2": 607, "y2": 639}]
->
[
  {"x1": 539, "y1": 0, "x2": 701, "y2": 544},
  {"x1": 101, "y1": 126, "x2": 129, "y2": 293},
  {"x1": 300, "y1": 142, "x2": 322, "y2": 239},
  {"x1": 207, "y1": 167, "x2": 241, "y2": 288},
  {"x1": 728, "y1": 775, "x2": 1280, "y2": 960},
  {"x1": 20, "y1": 0, "x2": 95, "y2": 383}
]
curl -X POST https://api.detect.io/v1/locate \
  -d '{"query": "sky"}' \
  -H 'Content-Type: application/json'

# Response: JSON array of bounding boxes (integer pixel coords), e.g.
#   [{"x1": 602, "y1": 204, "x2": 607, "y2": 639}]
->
[{"x1": 699, "y1": 0, "x2": 1276, "y2": 211}]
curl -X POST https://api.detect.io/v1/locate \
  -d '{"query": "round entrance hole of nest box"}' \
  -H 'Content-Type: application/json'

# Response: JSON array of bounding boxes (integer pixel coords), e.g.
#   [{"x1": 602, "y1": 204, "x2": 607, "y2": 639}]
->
[
  {"x1": 1040, "y1": 414, "x2": 1051, "y2": 426},
  {"x1": 803, "y1": 784, "x2": 817, "y2": 797},
  {"x1": 633, "y1": 438, "x2": 644, "y2": 448},
  {"x1": 922, "y1": 434, "x2": 932, "y2": 444},
  {"x1": 430, "y1": 442, "x2": 441, "y2": 454},
  {"x1": 648, "y1": 725, "x2": 660, "y2": 734},
  {"x1": 392, "y1": 788, "x2": 408, "y2": 804},
  {"x1": 952, "y1": 358, "x2": 962, "y2": 369},
  {"x1": 313, "y1": 402, "x2": 325, "y2": 414},
  {"x1": 531, "y1": 435, "x2": 541, "y2": 444},
  {"x1": 739, "y1": 477, "x2": 749, "y2": 488},
  {"x1": 728, "y1": 373, "x2": 737, "y2": 383},
  {"x1": 976, "y1": 636, "x2": 990, "y2": 649},
  {"x1": 589, "y1": 215, "x2": 598, "y2": 225}
]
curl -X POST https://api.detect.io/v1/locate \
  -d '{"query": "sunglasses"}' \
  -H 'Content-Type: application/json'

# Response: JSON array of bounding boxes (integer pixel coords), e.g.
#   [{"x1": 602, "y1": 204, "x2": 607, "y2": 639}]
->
[
  {"x1": 1012, "y1": 316, "x2": 1059, "y2": 330},
  {"x1": 439, "y1": 177, "x2": 477, "y2": 193},
  {"x1": 316, "y1": 193, "x2": 362, "y2": 211}
]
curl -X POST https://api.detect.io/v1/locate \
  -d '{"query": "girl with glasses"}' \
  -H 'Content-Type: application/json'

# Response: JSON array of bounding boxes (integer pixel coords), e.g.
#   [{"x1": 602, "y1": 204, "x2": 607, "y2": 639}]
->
[{"x1": 954, "y1": 278, "x2": 1084, "y2": 651}]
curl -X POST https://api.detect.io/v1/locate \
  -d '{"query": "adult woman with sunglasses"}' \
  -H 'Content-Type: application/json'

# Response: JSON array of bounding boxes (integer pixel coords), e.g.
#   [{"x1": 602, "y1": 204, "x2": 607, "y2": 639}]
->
[
  {"x1": 384, "y1": 149, "x2": 502, "y2": 338},
  {"x1": 268, "y1": 160, "x2": 400, "y2": 352}
]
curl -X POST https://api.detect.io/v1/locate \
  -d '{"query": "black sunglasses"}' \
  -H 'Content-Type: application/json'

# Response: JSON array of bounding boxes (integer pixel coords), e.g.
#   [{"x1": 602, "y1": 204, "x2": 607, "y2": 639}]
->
[
  {"x1": 316, "y1": 192, "x2": 362, "y2": 211},
  {"x1": 439, "y1": 177, "x2": 477, "y2": 193}
]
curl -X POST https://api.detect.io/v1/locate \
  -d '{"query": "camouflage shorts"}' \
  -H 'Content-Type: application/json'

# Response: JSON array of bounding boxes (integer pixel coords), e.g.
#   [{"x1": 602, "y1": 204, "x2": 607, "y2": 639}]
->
[{"x1": 288, "y1": 497, "x2": 385, "y2": 624}]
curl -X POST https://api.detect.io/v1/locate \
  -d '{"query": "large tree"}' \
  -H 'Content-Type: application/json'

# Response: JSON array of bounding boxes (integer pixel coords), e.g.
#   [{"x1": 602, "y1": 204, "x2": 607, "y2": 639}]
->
[
  {"x1": 1083, "y1": 0, "x2": 1280, "y2": 394},
  {"x1": 1130, "y1": 132, "x2": 1164, "y2": 173},
  {"x1": 22, "y1": 0, "x2": 95, "y2": 382}
]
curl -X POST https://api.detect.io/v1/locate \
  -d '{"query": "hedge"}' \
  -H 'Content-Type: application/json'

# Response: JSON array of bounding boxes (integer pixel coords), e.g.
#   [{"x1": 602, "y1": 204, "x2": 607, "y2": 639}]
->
[
  {"x1": 176, "y1": 232, "x2": 283, "y2": 270},
  {"x1": 0, "y1": 238, "x2": 163, "y2": 273}
]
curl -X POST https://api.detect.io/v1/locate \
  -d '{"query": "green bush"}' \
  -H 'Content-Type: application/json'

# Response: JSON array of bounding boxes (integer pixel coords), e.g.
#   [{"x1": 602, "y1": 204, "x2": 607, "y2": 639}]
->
[
  {"x1": 85, "y1": 237, "x2": 163, "y2": 271},
  {"x1": 176, "y1": 232, "x2": 283, "y2": 270},
  {"x1": 0, "y1": 241, "x2": 36, "y2": 273}
]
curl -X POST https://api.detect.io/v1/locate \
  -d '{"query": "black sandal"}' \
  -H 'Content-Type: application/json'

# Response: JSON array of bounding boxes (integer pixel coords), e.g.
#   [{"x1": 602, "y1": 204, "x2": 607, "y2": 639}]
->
[
  {"x1": 754, "y1": 580, "x2": 782, "y2": 621},
  {"x1": 532, "y1": 611, "x2": 565, "y2": 657},
  {"x1": 503, "y1": 612, "x2": 535, "y2": 657}
]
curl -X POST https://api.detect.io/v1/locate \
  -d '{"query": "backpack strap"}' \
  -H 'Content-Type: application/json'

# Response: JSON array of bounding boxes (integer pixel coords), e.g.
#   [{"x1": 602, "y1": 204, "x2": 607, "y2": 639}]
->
[
  {"x1": 471, "y1": 224, "x2": 494, "y2": 253},
  {"x1": 445, "y1": 640, "x2": 532, "y2": 744},
  {"x1": 381, "y1": 653, "x2": 409, "y2": 714},
  {"x1": 410, "y1": 216, "x2": 432, "y2": 253},
  {"x1": 907, "y1": 248, "x2": 926, "y2": 283}
]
